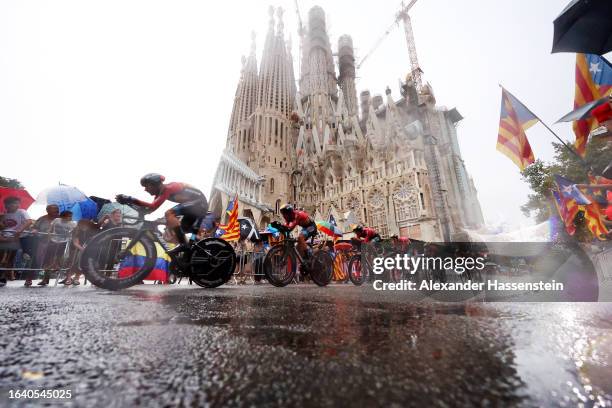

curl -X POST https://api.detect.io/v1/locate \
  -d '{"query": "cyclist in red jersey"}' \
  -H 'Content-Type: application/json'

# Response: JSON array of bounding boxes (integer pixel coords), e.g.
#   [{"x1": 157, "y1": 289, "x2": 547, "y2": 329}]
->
[
  {"x1": 279, "y1": 204, "x2": 317, "y2": 259},
  {"x1": 116, "y1": 173, "x2": 208, "y2": 253},
  {"x1": 390, "y1": 234, "x2": 410, "y2": 253},
  {"x1": 353, "y1": 225, "x2": 381, "y2": 243}
]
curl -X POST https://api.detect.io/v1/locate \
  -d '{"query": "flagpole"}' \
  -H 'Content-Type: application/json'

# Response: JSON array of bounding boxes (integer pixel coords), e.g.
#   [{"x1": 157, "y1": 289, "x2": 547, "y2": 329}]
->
[{"x1": 501, "y1": 85, "x2": 591, "y2": 171}]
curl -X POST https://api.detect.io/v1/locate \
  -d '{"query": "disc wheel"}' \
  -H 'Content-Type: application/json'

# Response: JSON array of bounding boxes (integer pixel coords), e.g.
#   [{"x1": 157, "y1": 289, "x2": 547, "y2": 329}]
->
[{"x1": 190, "y1": 238, "x2": 236, "y2": 288}]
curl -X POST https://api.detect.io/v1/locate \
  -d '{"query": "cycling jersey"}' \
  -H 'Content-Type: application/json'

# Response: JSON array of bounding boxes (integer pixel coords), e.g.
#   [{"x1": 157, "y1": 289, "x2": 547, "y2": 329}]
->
[
  {"x1": 133, "y1": 182, "x2": 208, "y2": 233},
  {"x1": 282, "y1": 210, "x2": 317, "y2": 240},
  {"x1": 133, "y1": 182, "x2": 206, "y2": 210},
  {"x1": 283, "y1": 210, "x2": 314, "y2": 231},
  {"x1": 355, "y1": 227, "x2": 381, "y2": 243},
  {"x1": 394, "y1": 236, "x2": 410, "y2": 252}
]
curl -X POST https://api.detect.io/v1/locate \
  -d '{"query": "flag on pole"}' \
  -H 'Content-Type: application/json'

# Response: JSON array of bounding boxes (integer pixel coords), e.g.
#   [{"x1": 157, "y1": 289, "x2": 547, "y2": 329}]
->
[
  {"x1": 328, "y1": 213, "x2": 337, "y2": 227},
  {"x1": 582, "y1": 201, "x2": 609, "y2": 240},
  {"x1": 497, "y1": 88, "x2": 538, "y2": 170},
  {"x1": 572, "y1": 54, "x2": 612, "y2": 156},
  {"x1": 553, "y1": 175, "x2": 592, "y2": 205},
  {"x1": 238, "y1": 217, "x2": 260, "y2": 241},
  {"x1": 216, "y1": 195, "x2": 240, "y2": 241},
  {"x1": 552, "y1": 190, "x2": 579, "y2": 235}
]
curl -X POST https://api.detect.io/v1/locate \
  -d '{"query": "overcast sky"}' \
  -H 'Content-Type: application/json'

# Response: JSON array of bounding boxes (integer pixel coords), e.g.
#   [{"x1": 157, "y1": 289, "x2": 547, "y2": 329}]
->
[{"x1": 0, "y1": 0, "x2": 582, "y2": 227}]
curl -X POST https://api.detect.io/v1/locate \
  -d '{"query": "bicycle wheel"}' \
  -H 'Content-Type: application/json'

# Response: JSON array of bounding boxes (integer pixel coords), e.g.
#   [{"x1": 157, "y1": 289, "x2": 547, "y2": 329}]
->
[
  {"x1": 81, "y1": 227, "x2": 157, "y2": 290},
  {"x1": 190, "y1": 238, "x2": 236, "y2": 288},
  {"x1": 348, "y1": 254, "x2": 366, "y2": 286},
  {"x1": 389, "y1": 266, "x2": 406, "y2": 283},
  {"x1": 310, "y1": 251, "x2": 333, "y2": 287},
  {"x1": 264, "y1": 245, "x2": 296, "y2": 287}
]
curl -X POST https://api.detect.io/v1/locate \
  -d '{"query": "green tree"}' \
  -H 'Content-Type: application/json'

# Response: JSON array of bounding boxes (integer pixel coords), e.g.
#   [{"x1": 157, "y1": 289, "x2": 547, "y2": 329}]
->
[
  {"x1": 520, "y1": 138, "x2": 610, "y2": 223},
  {"x1": 0, "y1": 176, "x2": 24, "y2": 189}
]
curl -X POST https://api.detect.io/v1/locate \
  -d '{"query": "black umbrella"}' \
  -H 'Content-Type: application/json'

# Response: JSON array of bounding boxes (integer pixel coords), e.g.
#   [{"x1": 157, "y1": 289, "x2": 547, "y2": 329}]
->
[{"x1": 552, "y1": 0, "x2": 612, "y2": 55}]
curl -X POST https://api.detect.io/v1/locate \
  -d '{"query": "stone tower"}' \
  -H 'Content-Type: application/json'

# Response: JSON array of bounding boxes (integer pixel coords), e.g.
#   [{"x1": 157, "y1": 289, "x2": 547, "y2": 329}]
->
[
  {"x1": 337, "y1": 35, "x2": 358, "y2": 117},
  {"x1": 210, "y1": 5, "x2": 484, "y2": 238},
  {"x1": 252, "y1": 6, "x2": 296, "y2": 212},
  {"x1": 226, "y1": 32, "x2": 258, "y2": 163}
]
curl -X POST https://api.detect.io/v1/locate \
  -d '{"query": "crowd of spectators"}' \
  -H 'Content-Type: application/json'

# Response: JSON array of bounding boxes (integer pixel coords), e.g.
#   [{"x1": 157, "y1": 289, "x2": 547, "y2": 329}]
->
[{"x1": 0, "y1": 196, "x2": 125, "y2": 287}]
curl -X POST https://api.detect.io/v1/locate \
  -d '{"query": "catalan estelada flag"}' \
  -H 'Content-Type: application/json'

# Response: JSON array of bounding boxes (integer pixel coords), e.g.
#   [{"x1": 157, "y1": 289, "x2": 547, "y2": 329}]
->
[
  {"x1": 497, "y1": 88, "x2": 538, "y2": 170},
  {"x1": 552, "y1": 190, "x2": 579, "y2": 236},
  {"x1": 216, "y1": 195, "x2": 240, "y2": 241},
  {"x1": 573, "y1": 54, "x2": 612, "y2": 156}
]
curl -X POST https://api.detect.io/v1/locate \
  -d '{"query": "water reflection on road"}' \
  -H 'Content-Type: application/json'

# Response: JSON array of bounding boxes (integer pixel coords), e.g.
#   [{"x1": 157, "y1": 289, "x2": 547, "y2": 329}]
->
[{"x1": 0, "y1": 284, "x2": 610, "y2": 407}]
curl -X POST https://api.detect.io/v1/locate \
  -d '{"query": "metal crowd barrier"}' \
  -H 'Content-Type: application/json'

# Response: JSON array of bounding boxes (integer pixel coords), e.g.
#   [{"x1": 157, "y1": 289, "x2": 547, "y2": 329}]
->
[
  {"x1": 232, "y1": 247, "x2": 267, "y2": 284},
  {"x1": 0, "y1": 231, "x2": 83, "y2": 285}
]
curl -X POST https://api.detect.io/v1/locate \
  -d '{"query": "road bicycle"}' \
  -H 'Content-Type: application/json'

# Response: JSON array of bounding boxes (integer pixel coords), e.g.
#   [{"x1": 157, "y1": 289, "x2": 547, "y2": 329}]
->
[
  {"x1": 347, "y1": 240, "x2": 385, "y2": 286},
  {"x1": 80, "y1": 203, "x2": 236, "y2": 290},
  {"x1": 263, "y1": 223, "x2": 334, "y2": 287}
]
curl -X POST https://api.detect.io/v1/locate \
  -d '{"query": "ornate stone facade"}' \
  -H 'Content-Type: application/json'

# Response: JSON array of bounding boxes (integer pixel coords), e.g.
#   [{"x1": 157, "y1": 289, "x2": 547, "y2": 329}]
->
[{"x1": 210, "y1": 5, "x2": 484, "y2": 241}]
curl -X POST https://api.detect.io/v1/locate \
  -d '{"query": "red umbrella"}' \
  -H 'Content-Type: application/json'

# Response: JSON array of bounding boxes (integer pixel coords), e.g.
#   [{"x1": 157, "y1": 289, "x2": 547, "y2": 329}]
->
[{"x1": 0, "y1": 187, "x2": 35, "y2": 213}]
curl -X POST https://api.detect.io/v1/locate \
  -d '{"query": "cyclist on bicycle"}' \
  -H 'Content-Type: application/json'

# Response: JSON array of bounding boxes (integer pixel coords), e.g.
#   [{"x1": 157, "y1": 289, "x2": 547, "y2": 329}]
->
[
  {"x1": 390, "y1": 234, "x2": 410, "y2": 252},
  {"x1": 116, "y1": 173, "x2": 208, "y2": 253},
  {"x1": 279, "y1": 204, "x2": 317, "y2": 259},
  {"x1": 352, "y1": 225, "x2": 381, "y2": 244}
]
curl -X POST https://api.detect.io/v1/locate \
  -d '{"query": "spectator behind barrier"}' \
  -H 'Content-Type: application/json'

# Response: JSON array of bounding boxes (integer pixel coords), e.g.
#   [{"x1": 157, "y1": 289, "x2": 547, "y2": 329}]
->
[
  {"x1": 0, "y1": 196, "x2": 33, "y2": 287},
  {"x1": 37, "y1": 210, "x2": 76, "y2": 286}
]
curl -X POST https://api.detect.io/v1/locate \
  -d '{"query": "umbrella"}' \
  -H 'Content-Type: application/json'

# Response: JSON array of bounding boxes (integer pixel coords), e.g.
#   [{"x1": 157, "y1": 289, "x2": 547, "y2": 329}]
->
[
  {"x1": 552, "y1": 0, "x2": 612, "y2": 55},
  {"x1": 35, "y1": 184, "x2": 89, "y2": 213},
  {"x1": 0, "y1": 187, "x2": 35, "y2": 213},
  {"x1": 97, "y1": 202, "x2": 139, "y2": 224},
  {"x1": 316, "y1": 221, "x2": 343, "y2": 237},
  {"x1": 69, "y1": 199, "x2": 98, "y2": 221}
]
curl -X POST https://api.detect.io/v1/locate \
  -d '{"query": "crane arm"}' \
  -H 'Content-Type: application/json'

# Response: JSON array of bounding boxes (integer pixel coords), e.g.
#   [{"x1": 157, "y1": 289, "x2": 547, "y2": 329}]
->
[{"x1": 356, "y1": 0, "x2": 420, "y2": 75}]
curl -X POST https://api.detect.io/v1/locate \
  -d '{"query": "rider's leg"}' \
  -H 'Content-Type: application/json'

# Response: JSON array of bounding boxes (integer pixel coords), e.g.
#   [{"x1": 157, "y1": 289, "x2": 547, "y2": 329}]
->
[
  {"x1": 297, "y1": 234, "x2": 308, "y2": 259},
  {"x1": 165, "y1": 209, "x2": 187, "y2": 245}
]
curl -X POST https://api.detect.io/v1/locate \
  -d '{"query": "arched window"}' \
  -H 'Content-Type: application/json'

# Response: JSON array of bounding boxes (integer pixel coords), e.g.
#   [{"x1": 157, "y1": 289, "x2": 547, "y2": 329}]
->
[
  {"x1": 270, "y1": 178, "x2": 275, "y2": 193},
  {"x1": 275, "y1": 199, "x2": 281, "y2": 214}
]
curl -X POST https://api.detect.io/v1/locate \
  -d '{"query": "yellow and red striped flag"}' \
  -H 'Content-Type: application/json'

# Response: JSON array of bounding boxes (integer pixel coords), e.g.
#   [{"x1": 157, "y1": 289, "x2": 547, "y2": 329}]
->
[
  {"x1": 573, "y1": 54, "x2": 612, "y2": 156},
  {"x1": 497, "y1": 88, "x2": 538, "y2": 170},
  {"x1": 215, "y1": 195, "x2": 240, "y2": 241},
  {"x1": 583, "y1": 201, "x2": 609, "y2": 240},
  {"x1": 552, "y1": 190, "x2": 579, "y2": 235}
]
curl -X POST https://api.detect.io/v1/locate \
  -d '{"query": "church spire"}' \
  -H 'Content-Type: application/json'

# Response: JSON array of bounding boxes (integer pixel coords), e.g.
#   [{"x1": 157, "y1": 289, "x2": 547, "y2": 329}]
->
[{"x1": 226, "y1": 33, "x2": 259, "y2": 162}]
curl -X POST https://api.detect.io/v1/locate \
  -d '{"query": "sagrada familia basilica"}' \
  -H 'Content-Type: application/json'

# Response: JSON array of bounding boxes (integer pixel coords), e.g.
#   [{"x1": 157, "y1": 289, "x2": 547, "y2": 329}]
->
[{"x1": 209, "y1": 5, "x2": 484, "y2": 241}]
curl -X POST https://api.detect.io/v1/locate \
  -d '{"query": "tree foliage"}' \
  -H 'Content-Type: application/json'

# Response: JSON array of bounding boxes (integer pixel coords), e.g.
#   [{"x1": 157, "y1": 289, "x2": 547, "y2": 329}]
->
[
  {"x1": 0, "y1": 176, "x2": 24, "y2": 189},
  {"x1": 520, "y1": 138, "x2": 610, "y2": 223}
]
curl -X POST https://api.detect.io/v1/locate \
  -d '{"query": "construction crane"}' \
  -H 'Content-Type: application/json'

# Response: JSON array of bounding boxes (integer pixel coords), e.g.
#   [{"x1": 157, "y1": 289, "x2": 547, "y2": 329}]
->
[{"x1": 356, "y1": 0, "x2": 423, "y2": 91}]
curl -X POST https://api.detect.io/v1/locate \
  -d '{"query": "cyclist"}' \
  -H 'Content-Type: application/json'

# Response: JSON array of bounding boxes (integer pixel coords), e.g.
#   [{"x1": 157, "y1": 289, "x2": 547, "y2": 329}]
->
[
  {"x1": 390, "y1": 234, "x2": 410, "y2": 252},
  {"x1": 116, "y1": 173, "x2": 208, "y2": 253},
  {"x1": 279, "y1": 204, "x2": 317, "y2": 260},
  {"x1": 352, "y1": 225, "x2": 381, "y2": 244}
]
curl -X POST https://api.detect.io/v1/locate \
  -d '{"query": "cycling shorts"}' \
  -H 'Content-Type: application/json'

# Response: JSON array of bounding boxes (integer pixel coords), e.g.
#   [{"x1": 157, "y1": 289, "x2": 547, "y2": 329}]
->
[
  {"x1": 171, "y1": 199, "x2": 208, "y2": 233},
  {"x1": 300, "y1": 223, "x2": 318, "y2": 240}
]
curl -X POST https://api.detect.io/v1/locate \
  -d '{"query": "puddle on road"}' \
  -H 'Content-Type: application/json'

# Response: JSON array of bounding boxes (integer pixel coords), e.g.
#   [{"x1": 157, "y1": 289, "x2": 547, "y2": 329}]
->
[{"x1": 109, "y1": 288, "x2": 612, "y2": 406}]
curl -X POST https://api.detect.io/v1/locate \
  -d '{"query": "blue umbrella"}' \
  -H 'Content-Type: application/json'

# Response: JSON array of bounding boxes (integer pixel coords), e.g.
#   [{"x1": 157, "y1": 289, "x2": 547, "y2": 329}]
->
[{"x1": 35, "y1": 184, "x2": 90, "y2": 214}]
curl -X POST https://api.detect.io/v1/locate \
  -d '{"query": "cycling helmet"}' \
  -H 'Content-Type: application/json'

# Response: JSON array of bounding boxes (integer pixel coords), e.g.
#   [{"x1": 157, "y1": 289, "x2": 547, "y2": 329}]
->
[
  {"x1": 353, "y1": 225, "x2": 364, "y2": 233},
  {"x1": 279, "y1": 204, "x2": 294, "y2": 214},
  {"x1": 140, "y1": 173, "x2": 165, "y2": 186}
]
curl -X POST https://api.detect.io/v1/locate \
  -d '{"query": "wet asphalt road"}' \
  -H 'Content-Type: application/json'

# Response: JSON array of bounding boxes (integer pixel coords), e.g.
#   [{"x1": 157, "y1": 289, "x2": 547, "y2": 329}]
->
[{"x1": 1, "y1": 282, "x2": 611, "y2": 407}]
